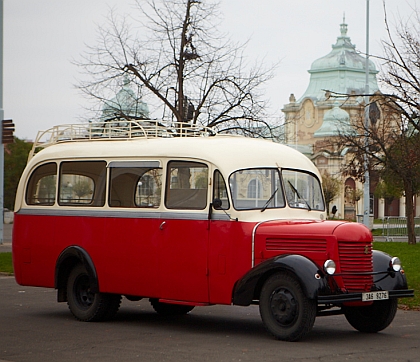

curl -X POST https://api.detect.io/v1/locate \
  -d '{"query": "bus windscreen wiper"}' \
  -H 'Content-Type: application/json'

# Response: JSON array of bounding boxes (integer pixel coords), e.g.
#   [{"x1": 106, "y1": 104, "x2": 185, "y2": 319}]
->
[
  {"x1": 261, "y1": 188, "x2": 278, "y2": 212},
  {"x1": 287, "y1": 181, "x2": 311, "y2": 211}
]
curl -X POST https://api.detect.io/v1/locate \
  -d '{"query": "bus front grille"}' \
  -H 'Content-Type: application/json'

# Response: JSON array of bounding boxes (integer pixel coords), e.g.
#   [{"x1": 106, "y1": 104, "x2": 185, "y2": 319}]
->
[{"x1": 338, "y1": 241, "x2": 373, "y2": 292}]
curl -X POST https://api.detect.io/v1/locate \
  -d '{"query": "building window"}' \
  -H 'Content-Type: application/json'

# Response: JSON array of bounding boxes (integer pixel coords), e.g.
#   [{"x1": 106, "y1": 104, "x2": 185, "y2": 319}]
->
[{"x1": 247, "y1": 179, "x2": 262, "y2": 199}]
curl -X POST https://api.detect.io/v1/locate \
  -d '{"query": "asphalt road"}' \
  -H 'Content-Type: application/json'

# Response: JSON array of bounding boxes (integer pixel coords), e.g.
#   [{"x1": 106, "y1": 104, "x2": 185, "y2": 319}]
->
[{"x1": 0, "y1": 276, "x2": 419, "y2": 362}]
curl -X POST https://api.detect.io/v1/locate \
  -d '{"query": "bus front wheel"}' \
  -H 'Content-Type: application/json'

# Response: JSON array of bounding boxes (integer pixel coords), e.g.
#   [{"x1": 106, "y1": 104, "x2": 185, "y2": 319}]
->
[
  {"x1": 344, "y1": 298, "x2": 398, "y2": 333},
  {"x1": 259, "y1": 272, "x2": 316, "y2": 341},
  {"x1": 67, "y1": 264, "x2": 121, "y2": 322}
]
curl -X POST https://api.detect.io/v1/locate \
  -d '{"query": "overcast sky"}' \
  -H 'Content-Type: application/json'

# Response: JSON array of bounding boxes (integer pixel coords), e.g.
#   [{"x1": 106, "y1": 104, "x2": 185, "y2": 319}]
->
[{"x1": 3, "y1": 0, "x2": 417, "y2": 140}]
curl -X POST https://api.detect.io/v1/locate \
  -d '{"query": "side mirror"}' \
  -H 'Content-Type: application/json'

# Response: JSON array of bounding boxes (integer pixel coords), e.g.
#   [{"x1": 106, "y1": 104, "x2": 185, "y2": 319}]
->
[{"x1": 212, "y1": 198, "x2": 223, "y2": 210}]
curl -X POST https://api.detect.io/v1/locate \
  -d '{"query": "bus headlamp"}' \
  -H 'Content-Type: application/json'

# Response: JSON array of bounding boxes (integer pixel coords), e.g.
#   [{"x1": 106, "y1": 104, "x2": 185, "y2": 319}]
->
[
  {"x1": 390, "y1": 257, "x2": 402, "y2": 272},
  {"x1": 323, "y1": 259, "x2": 336, "y2": 275}
]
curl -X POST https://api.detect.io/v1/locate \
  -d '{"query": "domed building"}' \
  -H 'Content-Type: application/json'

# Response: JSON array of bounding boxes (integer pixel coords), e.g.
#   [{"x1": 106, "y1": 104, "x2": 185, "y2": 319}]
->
[
  {"x1": 101, "y1": 77, "x2": 149, "y2": 121},
  {"x1": 282, "y1": 19, "x2": 394, "y2": 220},
  {"x1": 299, "y1": 21, "x2": 378, "y2": 102}
]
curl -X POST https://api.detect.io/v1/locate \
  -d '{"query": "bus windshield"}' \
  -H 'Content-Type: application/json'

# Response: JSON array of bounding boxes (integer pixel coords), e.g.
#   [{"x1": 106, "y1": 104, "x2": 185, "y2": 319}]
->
[
  {"x1": 282, "y1": 170, "x2": 324, "y2": 211},
  {"x1": 229, "y1": 168, "x2": 285, "y2": 210}
]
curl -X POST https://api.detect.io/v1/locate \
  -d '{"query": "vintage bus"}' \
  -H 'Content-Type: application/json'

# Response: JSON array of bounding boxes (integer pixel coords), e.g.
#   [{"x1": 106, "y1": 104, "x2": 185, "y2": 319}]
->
[{"x1": 12, "y1": 120, "x2": 413, "y2": 341}]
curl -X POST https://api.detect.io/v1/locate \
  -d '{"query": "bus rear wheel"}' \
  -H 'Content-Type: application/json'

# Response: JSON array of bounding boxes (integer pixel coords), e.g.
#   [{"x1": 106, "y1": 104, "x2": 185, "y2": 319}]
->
[
  {"x1": 67, "y1": 264, "x2": 121, "y2": 322},
  {"x1": 150, "y1": 299, "x2": 194, "y2": 315},
  {"x1": 259, "y1": 272, "x2": 316, "y2": 341}
]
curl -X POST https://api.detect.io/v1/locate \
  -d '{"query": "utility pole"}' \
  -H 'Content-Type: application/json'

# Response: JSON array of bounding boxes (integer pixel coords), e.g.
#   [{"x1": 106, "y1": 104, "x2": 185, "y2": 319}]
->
[
  {"x1": 363, "y1": 0, "x2": 370, "y2": 228},
  {"x1": 0, "y1": 0, "x2": 4, "y2": 244}
]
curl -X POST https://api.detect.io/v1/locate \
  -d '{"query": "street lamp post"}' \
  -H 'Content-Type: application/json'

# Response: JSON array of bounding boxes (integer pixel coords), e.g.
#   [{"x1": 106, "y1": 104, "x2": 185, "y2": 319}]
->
[
  {"x1": 363, "y1": 0, "x2": 370, "y2": 228},
  {"x1": 0, "y1": 0, "x2": 4, "y2": 244}
]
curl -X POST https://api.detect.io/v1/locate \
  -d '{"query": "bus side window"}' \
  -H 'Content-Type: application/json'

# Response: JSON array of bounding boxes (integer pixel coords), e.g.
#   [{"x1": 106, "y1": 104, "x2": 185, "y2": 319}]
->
[
  {"x1": 213, "y1": 170, "x2": 230, "y2": 210},
  {"x1": 26, "y1": 163, "x2": 57, "y2": 205},
  {"x1": 59, "y1": 161, "x2": 106, "y2": 206},
  {"x1": 109, "y1": 167, "x2": 162, "y2": 208},
  {"x1": 165, "y1": 161, "x2": 208, "y2": 210},
  {"x1": 135, "y1": 168, "x2": 162, "y2": 208}
]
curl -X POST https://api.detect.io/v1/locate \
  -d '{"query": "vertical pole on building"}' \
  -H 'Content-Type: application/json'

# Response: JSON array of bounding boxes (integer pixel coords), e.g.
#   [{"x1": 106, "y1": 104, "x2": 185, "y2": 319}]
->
[
  {"x1": 363, "y1": 0, "x2": 370, "y2": 228},
  {"x1": 0, "y1": 0, "x2": 4, "y2": 244}
]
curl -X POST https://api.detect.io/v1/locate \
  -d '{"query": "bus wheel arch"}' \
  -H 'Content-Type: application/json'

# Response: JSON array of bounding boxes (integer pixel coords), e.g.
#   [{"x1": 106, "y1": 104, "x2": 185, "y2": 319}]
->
[
  {"x1": 233, "y1": 254, "x2": 329, "y2": 306},
  {"x1": 55, "y1": 246, "x2": 99, "y2": 303}
]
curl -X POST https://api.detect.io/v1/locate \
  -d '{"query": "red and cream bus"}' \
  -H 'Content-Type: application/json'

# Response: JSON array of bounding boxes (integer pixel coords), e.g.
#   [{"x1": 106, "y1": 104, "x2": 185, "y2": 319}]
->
[{"x1": 12, "y1": 120, "x2": 413, "y2": 341}]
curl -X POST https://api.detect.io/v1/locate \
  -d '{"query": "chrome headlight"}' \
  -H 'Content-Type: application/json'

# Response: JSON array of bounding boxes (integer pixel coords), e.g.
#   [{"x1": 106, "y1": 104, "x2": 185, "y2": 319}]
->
[
  {"x1": 324, "y1": 259, "x2": 336, "y2": 275},
  {"x1": 390, "y1": 256, "x2": 402, "y2": 272}
]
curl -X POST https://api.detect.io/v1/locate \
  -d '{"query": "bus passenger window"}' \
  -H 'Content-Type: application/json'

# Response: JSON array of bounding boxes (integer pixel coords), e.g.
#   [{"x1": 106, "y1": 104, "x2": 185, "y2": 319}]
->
[
  {"x1": 59, "y1": 161, "x2": 106, "y2": 206},
  {"x1": 109, "y1": 166, "x2": 162, "y2": 208},
  {"x1": 165, "y1": 161, "x2": 208, "y2": 210},
  {"x1": 135, "y1": 169, "x2": 162, "y2": 208},
  {"x1": 26, "y1": 163, "x2": 57, "y2": 205}
]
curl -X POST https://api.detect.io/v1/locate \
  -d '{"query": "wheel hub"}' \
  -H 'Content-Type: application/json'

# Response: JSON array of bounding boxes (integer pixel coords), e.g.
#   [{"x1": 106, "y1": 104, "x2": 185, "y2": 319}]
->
[
  {"x1": 270, "y1": 288, "x2": 298, "y2": 326},
  {"x1": 75, "y1": 276, "x2": 94, "y2": 308}
]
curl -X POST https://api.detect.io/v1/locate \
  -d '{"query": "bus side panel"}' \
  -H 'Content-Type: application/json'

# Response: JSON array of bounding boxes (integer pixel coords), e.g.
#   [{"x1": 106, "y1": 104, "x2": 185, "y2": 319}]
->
[
  {"x1": 159, "y1": 218, "x2": 209, "y2": 303},
  {"x1": 13, "y1": 212, "x2": 164, "y2": 298},
  {"x1": 98, "y1": 216, "x2": 161, "y2": 297},
  {"x1": 13, "y1": 213, "x2": 60, "y2": 288},
  {"x1": 208, "y1": 221, "x2": 255, "y2": 304}
]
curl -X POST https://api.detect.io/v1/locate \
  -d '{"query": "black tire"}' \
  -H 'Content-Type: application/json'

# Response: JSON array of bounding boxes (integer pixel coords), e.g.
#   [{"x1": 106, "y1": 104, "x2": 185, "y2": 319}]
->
[
  {"x1": 259, "y1": 272, "x2": 316, "y2": 341},
  {"x1": 67, "y1": 264, "x2": 121, "y2": 322},
  {"x1": 149, "y1": 299, "x2": 194, "y2": 316},
  {"x1": 344, "y1": 298, "x2": 398, "y2": 333}
]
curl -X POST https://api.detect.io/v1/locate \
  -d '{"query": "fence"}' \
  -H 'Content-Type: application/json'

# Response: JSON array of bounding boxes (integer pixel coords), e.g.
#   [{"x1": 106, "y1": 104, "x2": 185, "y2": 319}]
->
[{"x1": 381, "y1": 216, "x2": 420, "y2": 242}]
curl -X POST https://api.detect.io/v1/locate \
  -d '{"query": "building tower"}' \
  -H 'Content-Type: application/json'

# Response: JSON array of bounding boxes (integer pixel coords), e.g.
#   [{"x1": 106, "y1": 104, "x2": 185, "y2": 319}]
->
[{"x1": 282, "y1": 19, "x2": 380, "y2": 220}]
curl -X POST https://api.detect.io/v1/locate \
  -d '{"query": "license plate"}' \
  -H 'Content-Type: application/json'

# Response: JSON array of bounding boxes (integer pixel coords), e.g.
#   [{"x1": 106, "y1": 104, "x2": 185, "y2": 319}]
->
[{"x1": 362, "y1": 291, "x2": 389, "y2": 302}]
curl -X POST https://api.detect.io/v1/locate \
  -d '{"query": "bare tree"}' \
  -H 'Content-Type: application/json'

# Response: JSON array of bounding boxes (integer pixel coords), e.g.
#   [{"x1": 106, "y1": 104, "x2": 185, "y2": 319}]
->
[
  {"x1": 379, "y1": 3, "x2": 420, "y2": 134},
  {"x1": 76, "y1": 0, "x2": 275, "y2": 136},
  {"x1": 328, "y1": 6, "x2": 420, "y2": 244},
  {"x1": 321, "y1": 4, "x2": 420, "y2": 244},
  {"x1": 326, "y1": 94, "x2": 420, "y2": 244},
  {"x1": 372, "y1": 4, "x2": 420, "y2": 245}
]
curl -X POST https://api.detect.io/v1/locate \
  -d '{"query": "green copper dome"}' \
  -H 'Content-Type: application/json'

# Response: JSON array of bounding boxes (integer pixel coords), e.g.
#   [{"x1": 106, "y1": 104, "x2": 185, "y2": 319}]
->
[
  {"x1": 314, "y1": 102, "x2": 356, "y2": 137},
  {"x1": 101, "y1": 77, "x2": 149, "y2": 121},
  {"x1": 299, "y1": 19, "x2": 379, "y2": 102}
]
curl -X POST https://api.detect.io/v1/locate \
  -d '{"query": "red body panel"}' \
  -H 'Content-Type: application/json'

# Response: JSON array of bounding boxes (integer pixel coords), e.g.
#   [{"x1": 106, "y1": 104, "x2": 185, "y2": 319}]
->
[
  {"x1": 13, "y1": 212, "x2": 258, "y2": 305},
  {"x1": 13, "y1": 213, "x2": 373, "y2": 304},
  {"x1": 254, "y1": 219, "x2": 341, "y2": 268}
]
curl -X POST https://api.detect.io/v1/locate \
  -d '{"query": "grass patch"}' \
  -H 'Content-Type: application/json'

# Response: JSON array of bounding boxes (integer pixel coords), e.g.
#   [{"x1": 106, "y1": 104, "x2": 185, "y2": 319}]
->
[
  {"x1": 374, "y1": 242, "x2": 420, "y2": 309},
  {"x1": 371, "y1": 228, "x2": 383, "y2": 236},
  {"x1": 0, "y1": 252, "x2": 13, "y2": 274}
]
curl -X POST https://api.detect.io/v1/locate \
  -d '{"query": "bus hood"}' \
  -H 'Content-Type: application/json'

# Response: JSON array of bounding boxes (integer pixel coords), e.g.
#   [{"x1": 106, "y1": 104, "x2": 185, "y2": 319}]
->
[{"x1": 253, "y1": 219, "x2": 373, "y2": 264}]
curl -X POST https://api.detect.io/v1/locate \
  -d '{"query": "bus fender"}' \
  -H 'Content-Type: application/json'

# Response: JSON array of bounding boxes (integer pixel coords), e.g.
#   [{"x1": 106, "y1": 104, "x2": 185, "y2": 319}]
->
[
  {"x1": 55, "y1": 246, "x2": 99, "y2": 302},
  {"x1": 372, "y1": 250, "x2": 408, "y2": 291},
  {"x1": 232, "y1": 254, "x2": 329, "y2": 306}
]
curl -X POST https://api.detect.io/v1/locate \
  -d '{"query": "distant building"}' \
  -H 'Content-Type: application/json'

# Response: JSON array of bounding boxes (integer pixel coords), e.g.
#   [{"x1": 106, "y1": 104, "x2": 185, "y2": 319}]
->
[
  {"x1": 282, "y1": 20, "x2": 412, "y2": 219},
  {"x1": 101, "y1": 77, "x2": 149, "y2": 121}
]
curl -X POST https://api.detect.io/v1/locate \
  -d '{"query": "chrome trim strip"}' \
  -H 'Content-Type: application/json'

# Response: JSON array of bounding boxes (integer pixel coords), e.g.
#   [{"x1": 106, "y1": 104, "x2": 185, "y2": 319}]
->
[
  {"x1": 251, "y1": 219, "x2": 282, "y2": 268},
  {"x1": 17, "y1": 208, "x2": 209, "y2": 221},
  {"x1": 107, "y1": 160, "x2": 160, "y2": 168},
  {"x1": 251, "y1": 221, "x2": 265, "y2": 268}
]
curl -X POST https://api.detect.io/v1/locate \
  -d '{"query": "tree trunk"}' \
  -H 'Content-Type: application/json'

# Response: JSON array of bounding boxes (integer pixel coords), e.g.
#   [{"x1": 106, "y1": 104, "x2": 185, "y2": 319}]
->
[{"x1": 404, "y1": 182, "x2": 417, "y2": 245}]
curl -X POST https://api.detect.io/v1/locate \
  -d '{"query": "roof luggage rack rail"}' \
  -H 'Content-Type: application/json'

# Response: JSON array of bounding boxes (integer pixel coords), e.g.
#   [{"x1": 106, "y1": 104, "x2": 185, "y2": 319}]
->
[{"x1": 28, "y1": 120, "x2": 217, "y2": 160}]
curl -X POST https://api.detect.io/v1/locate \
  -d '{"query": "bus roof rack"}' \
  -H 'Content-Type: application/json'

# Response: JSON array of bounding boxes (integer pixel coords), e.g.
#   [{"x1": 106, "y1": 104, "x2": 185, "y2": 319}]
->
[{"x1": 28, "y1": 120, "x2": 217, "y2": 160}]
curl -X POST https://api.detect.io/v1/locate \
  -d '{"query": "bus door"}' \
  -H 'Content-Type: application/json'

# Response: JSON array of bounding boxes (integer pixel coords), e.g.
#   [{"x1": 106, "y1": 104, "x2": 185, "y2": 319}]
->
[
  {"x1": 105, "y1": 161, "x2": 163, "y2": 296},
  {"x1": 159, "y1": 161, "x2": 210, "y2": 303}
]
